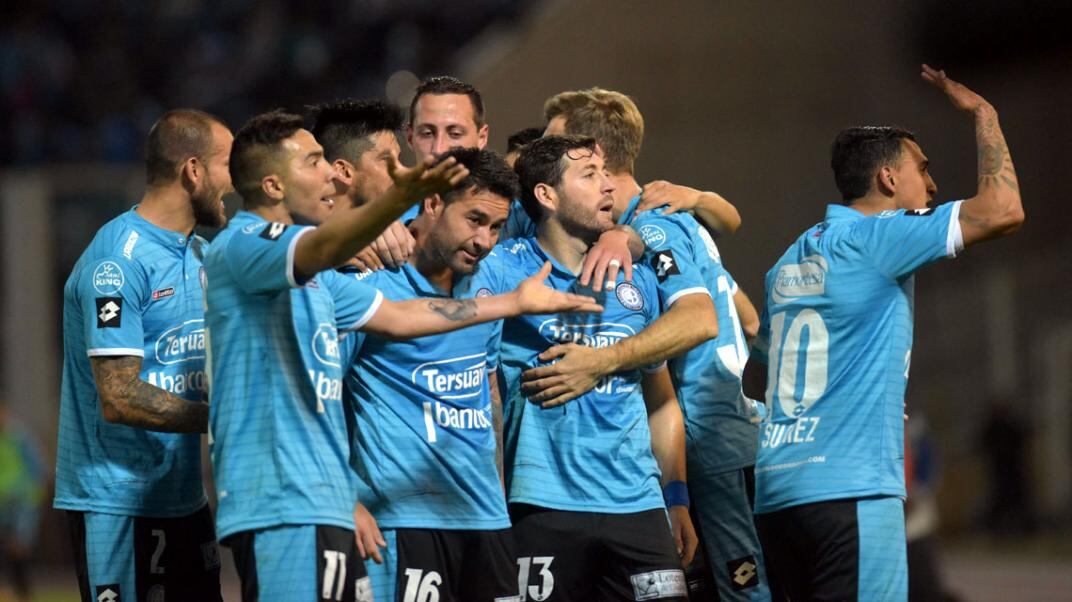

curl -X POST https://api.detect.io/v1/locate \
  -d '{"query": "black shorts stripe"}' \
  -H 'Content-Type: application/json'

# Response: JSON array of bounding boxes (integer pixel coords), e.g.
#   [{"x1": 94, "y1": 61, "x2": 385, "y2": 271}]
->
[{"x1": 67, "y1": 511, "x2": 93, "y2": 602}]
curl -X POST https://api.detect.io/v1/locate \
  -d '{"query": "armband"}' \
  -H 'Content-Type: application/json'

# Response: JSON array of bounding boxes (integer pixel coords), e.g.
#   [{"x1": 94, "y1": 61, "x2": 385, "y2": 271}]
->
[{"x1": 662, "y1": 480, "x2": 690, "y2": 509}]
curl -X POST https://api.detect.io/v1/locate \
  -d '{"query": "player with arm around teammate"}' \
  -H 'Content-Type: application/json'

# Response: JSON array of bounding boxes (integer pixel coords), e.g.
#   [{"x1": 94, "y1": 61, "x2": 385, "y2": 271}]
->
[
  {"x1": 752, "y1": 66, "x2": 1023, "y2": 602},
  {"x1": 204, "y1": 111, "x2": 597, "y2": 602},
  {"x1": 490, "y1": 135, "x2": 696, "y2": 602}
]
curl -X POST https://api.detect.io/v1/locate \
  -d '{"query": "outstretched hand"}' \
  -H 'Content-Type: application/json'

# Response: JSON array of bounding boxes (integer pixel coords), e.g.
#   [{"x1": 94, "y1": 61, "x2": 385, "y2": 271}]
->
[
  {"x1": 388, "y1": 155, "x2": 470, "y2": 202},
  {"x1": 922, "y1": 64, "x2": 993, "y2": 114},
  {"x1": 516, "y1": 261, "x2": 604, "y2": 315}
]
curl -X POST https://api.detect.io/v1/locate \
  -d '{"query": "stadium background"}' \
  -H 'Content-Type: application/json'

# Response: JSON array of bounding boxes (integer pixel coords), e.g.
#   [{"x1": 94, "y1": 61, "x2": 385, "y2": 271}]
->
[{"x1": 1, "y1": 0, "x2": 1070, "y2": 599}]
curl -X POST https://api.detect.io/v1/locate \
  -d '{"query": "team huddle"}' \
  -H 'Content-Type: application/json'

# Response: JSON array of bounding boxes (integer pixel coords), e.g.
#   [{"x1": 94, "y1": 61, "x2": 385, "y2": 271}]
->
[{"x1": 55, "y1": 65, "x2": 1023, "y2": 602}]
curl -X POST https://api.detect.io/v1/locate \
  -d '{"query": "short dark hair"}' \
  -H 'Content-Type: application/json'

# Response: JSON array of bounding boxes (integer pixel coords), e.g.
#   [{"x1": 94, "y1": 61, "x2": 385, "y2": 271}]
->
[
  {"x1": 307, "y1": 99, "x2": 404, "y2": 163},
  {"x1": 514, "y1": 135, "x2": 597, "y2": 223},
  {"x1": 409, "y1": 76, "x2": 485, "y2": 127},
  {"x1": 230, "y1": 110, "x2": 306, "y2": 204},
  {"x1": 433, "y1": 147, "x2": 519, "y2": 207},
  {"x1": 145, "y1": 109, "x2": 226, "y2": 186},
  {"x1": 831, "y1": 126, "x2": 916, "y2": 203},
  {"x1": 506, "y1": 127, "x2": 544, "y2": 155}
]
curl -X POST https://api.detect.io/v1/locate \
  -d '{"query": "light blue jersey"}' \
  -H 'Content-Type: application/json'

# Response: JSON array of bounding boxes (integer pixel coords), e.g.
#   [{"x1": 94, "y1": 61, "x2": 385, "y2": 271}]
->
[
  {"x1": 620, "y1": 196, "x2": 759, "y2": 475},
  {"x1": 754, "y1": 202, "x2": 963, "y2": 513},
  {"x1": 56, "y1": 208, "x2": 208, "y2": 516},
  {"x1": 204, "y1": 211, "x2": 383, "y2": 540},
  {"x1": 490, "y1": 237, "x2": 665, "y2": 514},
  {"x1": 501, "y1": 199, "x2": 537, "y2": 240},
  {"x1": 342, "y1": 262, "x2": 509, "y2": 531}
]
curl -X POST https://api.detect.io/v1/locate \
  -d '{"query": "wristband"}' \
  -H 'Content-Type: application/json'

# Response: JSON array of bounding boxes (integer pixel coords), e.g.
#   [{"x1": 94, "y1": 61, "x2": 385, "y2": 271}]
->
[{"x1": 662, "y1": 480, "x2": 690, "y2": 509}]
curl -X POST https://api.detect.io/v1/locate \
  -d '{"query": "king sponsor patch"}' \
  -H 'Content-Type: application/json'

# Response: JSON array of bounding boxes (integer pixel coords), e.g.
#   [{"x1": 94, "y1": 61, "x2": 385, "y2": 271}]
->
[{"x1": 92, "y1": 261, "x2": 126, "y2": 295}]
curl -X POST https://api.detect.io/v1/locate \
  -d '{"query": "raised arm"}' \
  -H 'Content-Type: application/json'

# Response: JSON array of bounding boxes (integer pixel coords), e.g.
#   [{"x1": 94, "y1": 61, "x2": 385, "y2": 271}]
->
[
  {"x1": 638, "y1": 181, "x2": 742, "y2": 237},
  {"x1": 293, "y1": 156, "x2": 468, "y2": 281},
  {"x1": 360, "y1": 261, "x2": 602, "y2": 340},
  {"x1": 523, "y1": 293, "x2": 718, "y2": 407},
  {"x1": 90, "y1": 356, "x2": 207, "y2": 433},
  {"x1": 642, "y1": 367, "x2": 697, "y2": 566},
  {"x1": 922, "y1": 65, "x2": 1024, "y2": 247}
]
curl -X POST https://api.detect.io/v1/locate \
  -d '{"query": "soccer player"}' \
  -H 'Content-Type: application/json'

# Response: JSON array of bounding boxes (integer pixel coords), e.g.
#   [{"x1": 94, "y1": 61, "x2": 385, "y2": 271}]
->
[
  {"x1": 55, "y1": 109, "x2": 232, "y2": 602},
  {"x1": 528, "y1": 88, "x2": 770, "y2": 601},
  {"x1": 343, "y1": 148, "x2": 537, "y2": 601},
  {"x1": 373, "y1": 77, "x2": 638, "y2": 293},
  {"x1": 493, "y1": 135, "x2": 696, "y2": 601},
  {"x1": 505, "y1": 126, "x2": 544, "y2": 167},
  {"x1": 752, "y1": 66, "x2": 1024, "y2": 601},
  {"x1": 205, "y1": 111, "x2": 599, "y2": 601},
  {"x1": 309, "y1": 99, "x2": 406, "y2": 272}
]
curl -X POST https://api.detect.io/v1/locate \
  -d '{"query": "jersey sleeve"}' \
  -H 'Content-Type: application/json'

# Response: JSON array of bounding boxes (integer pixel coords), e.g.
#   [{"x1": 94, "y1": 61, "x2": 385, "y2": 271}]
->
[
  {"x1": 81, "y1": 255, "x2": 150, "y2": 358},
  {"x1": 323, "y1": 270, "x2": 385, "y2": 333},
  {"x1": 636, "y1": 214, "x2": 712, "y2": 309},
  {"x1": 224, "y1": 222, "x2": 313, "y2": 295},
  {"x1": 853, "y1": 201, "x2": 964, "y2": 279}
]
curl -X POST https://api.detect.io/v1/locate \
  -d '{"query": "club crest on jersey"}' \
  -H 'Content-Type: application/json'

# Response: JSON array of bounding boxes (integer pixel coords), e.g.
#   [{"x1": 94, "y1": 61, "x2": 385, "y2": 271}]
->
[
  {"x1": 638, "y1": 224, "x2": 667, "y2": 250},
  {"x1": 905, "y1": 207, "x2": 936, "y2": 217},
  {"x1": 259, "y1": 222, "x2": 288, "y2": 240},
  {"x1": 652, "y1": 250, "x2": 680, "y2": 282},
  {"x1": 96, "y1": 297, "x2": 122, "y2": 328},
  {"x1": 615, "y1": 281, "x2": 645, "y2": 311},
  {"x1": 92, "y1": 261, "x2": 125, "y2": 295},
  {"x1": 476, "y1": 287, "x2": 493, "y2": 298},
  {"x1": 772, "y1": 255, "x2": 827, "y2": 303}
]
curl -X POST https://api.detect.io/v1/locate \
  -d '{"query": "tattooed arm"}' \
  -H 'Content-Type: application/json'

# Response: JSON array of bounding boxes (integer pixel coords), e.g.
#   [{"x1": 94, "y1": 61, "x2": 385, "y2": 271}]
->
[
  {"x1": 922, "y1": 65, "x2": 1024, "y2": 247},
  {"x1": 90, "y1": 356, "x2": 207, "y2": 433},
  {"x1": 359, "y1": 261, "x2": 604, "y2": 340}
]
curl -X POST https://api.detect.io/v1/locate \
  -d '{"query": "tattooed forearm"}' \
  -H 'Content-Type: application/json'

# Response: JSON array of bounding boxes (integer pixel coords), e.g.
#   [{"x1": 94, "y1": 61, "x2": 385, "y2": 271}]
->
[
  {"x1": 91, "y1": 356, "x2": 208, "y2": 433},
  {"x1": 427, "y1": 299, "x2": 478, "y2": 321},
  {"x1": 975, "y1": 109, "x2": 1020, "y2": 193}
]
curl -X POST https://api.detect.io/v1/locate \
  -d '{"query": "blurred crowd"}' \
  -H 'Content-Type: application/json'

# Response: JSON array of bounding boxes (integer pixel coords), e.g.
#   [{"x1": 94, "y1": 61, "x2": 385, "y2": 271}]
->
[{"x1": 0, "y1": 0, "x2": 532, "y2": 166}]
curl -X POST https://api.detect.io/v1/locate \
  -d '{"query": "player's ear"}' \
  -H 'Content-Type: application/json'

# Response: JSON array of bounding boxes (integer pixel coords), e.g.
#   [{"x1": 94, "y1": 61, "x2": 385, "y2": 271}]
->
[
  {"x1": 181, "y1": 156, "x2": 202, "y2": 189},
  {"x1": 877, "y1": 165, "x2": 896, "y2": 196},
  {"x1": 424, "y1": 193, "x2": 444, "y2": 217},
  {"x1": 405, "y1": 124, "x2": 415, "y2": 147},
  {"x1": 333, "y1": 159, "x2": 354, "y2": 186},
  {"x1": 534, "y1": 182, "x2": 557, "y2": 214},
  {"x1": 477, "y1": 123, "x2": 489, "y2": 149},
  {"x1": 262, "y1": 175, "x2": 285, "y2": 202}
]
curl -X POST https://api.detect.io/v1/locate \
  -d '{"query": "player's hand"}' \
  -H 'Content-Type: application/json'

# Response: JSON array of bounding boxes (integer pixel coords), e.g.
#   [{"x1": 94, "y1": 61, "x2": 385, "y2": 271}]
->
[
  {"x1": 922, "y1": 64, "x2": 994, "y2": 115},
  {"x1": 579, "y1": 228, "x2": 634, "y2": 292},
  {"x1": 521, "y1": 342, "x2": 608, "y2": 408},
  {"x1": 387, "y1": 154, "x2": 470, "y2": 204},
  {"x1": 638, "y1": 180, "x2": 703, "y2": 215},
  {"x1": 669, "y1": 505, "x2": 698, "y2": 567},
  {"x1": 514, "y1": 261, "x2": 604, "y2": 315},
  {"x1": 353, "y1": 503, "x2": 386, "y2": 564},
  {"x1": 369, "y1": 220, "x2": 415, "y2": 268},
  {"x1": 352, "y1": 246, "x2": 385, "y2": 272}
]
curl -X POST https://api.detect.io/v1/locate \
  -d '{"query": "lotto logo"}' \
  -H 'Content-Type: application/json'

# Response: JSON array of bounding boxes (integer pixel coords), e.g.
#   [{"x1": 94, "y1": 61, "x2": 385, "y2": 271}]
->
[
  {"x1": 727, "y1": 556, "x2": 759, "y2": 590},
  {"x1": 260, "y1": 222, "x2": 288, "y2": 240},
  {"x1": 96, "y1": 297, "x2": 123, "y2": 328},
  {"x1": 96, "y1": 585, "x2": 120, "y2": 602}
]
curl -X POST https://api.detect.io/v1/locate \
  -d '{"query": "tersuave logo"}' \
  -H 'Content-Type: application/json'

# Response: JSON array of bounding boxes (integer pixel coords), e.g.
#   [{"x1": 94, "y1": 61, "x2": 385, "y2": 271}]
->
[
  {"x1": 412, "y1": 353, "x2": 490, "y2": 443},
  {"x1": 538, "y1": 320, "x2": 636, "y2": 348},
  {"x1": 155, "y1": 320, "x2": 206, "y2": 365},
  {"x1": 312, "y1": 323, "x2": 340, "y2": 367}
]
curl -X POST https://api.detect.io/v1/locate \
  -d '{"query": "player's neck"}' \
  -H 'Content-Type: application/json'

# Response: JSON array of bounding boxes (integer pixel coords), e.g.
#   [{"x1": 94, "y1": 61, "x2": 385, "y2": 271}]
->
[
  {"x1": 608, "y1": 172, "x2": 641, "y2": 221},
  {"x1": 536, "y1": 221, "x2": 590, "y2": 275},
  {"x1": 248, "y1": 202, "x2": 294, "y2": 225},
  {"x1": 137, "y1": 186, "x2": 197, "y2": 235},
  {"x1": 847, "y1": 193, "x2": 897, "y2": 216},
  {"x1": 409, "y1": 219, "x2": 456, "y2": 294}
]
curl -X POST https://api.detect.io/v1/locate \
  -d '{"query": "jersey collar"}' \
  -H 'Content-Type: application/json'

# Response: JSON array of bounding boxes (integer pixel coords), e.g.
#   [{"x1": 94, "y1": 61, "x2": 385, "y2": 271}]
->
[
  {"x1": 825, "y1": 204, "x2": 865, "y2": 222},
  {"x1": 617, "y1": 193, "x2": 644, "y2": 226},
  {"x1": 126, "y1": 206, "x2": 196, "y2": 249},
  {"x1": 528, "y1": 237, "x2": 578, "y2": 279}
]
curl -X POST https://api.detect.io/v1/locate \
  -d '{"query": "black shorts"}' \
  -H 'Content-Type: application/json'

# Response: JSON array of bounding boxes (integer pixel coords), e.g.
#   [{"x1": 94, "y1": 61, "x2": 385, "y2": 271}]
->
[
  {"x1": 224, "y1": 523, "x2": 370, "y2": 602},
  {"x1": 369, "y1": 527, "x2": 519, "y2": 601},
  {"x1": 755, "y1": 497, "x2": 907, "y2": 602},
  {"x1": 68, "y1": 504, "x2": 222, "y2": 602},
  {"x1": 510, "y1": 504, "x2": 688, "y2": 602}
]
